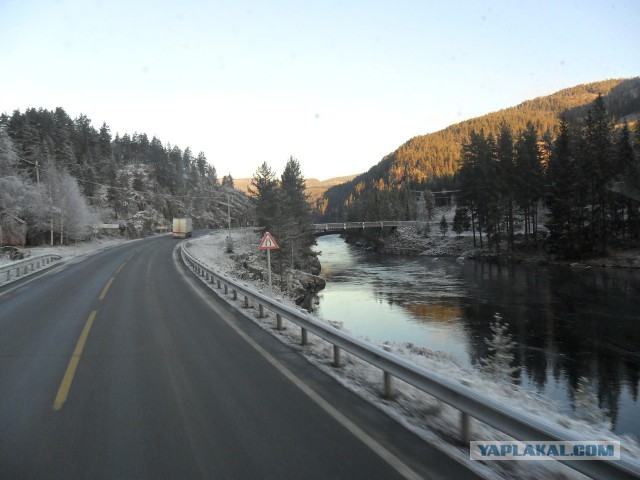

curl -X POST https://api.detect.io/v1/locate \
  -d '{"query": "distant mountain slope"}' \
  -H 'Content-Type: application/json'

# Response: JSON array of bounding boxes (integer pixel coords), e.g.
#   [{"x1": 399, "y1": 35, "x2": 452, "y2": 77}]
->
[
  {"x1": 234, "y1": 174, "x2": 357, "y2": 201},
  {"x1": 319, "y1": 78, "x2": 640, "y2": 221}
]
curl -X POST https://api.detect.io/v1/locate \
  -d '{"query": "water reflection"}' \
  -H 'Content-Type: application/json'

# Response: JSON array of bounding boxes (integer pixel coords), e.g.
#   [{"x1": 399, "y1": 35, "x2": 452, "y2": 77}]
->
[{"x1": 315, "y1": 236, "x2": 640, "y2": 436}]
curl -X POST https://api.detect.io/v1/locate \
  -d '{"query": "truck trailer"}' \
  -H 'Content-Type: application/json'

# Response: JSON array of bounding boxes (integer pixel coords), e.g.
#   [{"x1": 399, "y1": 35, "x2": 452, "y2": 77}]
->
[{"x1": 172, "y1": 218, "x2": 193, "y2": 238}]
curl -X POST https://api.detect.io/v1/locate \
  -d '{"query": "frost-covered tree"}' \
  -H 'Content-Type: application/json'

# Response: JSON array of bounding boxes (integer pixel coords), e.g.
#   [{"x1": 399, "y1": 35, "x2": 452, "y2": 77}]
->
[
  {"x1": 480, "y1": 313, "x2": 520, "y2": 383},
  {"x1": 439, "y1": 214, "x2": 448, "y2": 237},
  {"x1": 41, "y1": 161, "x2": 94, "y2": 245},
  {"x1": 572, "y1": 376, "x2": 606, "y2": 424},
  {"x1": 0, "y1": 126, "x2": 18, "y2": 177}
]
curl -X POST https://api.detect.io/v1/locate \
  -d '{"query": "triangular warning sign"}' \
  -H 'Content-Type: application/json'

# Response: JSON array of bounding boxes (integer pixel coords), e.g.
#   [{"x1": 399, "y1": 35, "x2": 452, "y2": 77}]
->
[{"x1": 258, "y1": 231, "x2": 279, "y2": 250}]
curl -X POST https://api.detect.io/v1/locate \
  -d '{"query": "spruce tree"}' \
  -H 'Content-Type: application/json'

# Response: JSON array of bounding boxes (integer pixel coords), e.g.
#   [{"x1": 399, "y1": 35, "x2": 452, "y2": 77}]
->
[
  {"x1": 249, "y1": 162, "x2": 280, "y2": 231},
  {"x1": 579, "y1": 95, "x2": 613, "y2": 254},
  {"x1": 496, "y1": 122, "x2": 516, "y2": 250},
  {"x1": 515, "y1": 122, "x2": 543, "y2": 244},
  {"x1": 439, "y1": 214, "x2": 448, "y2": 237},
  {"x1": 277, "y1": 157, "x2": 314, "y2": 271},
  {"x1": 546, "y1": 118, "x2": 579, "y2": 256},
  {"x1": 221, "y1": 174, "x2": 234, "y2": 188},
  {"x1": 614, "y1": 123, "x2": 639, "y2": 240}
]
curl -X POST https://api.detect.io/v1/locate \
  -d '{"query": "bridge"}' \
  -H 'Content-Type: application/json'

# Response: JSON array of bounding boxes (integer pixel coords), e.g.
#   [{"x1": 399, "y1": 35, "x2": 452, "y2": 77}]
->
[{"x1": 313, "y1": 220, "x2": 426, "y2": 236}]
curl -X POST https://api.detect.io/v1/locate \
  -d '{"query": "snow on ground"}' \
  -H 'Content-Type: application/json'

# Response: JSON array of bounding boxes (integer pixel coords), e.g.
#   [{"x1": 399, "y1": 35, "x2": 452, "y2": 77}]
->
[
  {"x1": 29, "y1": 236, "x2": 141, "y2": 261},
  {"x1": 0, "y1": 235, "x2": 152, "y2": 285},
  {"x1": 186, "y1": 229, "x2": 640, "y2": 480}
]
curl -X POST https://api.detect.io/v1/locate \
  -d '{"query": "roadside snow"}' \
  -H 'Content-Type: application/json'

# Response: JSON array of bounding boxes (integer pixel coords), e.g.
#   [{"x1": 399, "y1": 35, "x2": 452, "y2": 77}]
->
[
  {"x1": 29, "y1": 236, "x2": 142, "y2": 261},
  {"x1": 186, "y1": 229, "x2": 640, "y2": 480},
  {"x1": 0, "y1": 235, "x2": 152, "y2": 285}
]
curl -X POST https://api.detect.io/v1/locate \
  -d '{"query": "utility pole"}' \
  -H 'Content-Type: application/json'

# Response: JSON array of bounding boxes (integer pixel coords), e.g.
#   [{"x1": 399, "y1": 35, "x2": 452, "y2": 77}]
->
[
  {"x1": 214, "y1": 194, "x2": 233, "y2": 241},
  {"x1": 227, "y1": 194, "x2": 231, "y2": 240}
]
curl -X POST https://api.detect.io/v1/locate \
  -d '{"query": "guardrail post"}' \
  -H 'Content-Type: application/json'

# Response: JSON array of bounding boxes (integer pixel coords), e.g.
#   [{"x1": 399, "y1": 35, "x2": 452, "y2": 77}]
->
[
  {"x1": 217, "y1": 280, "x2": 221, "y2": 289},
  {"x1": 382, "y1": 344, "x2": 394, "y2": 399},
  {"x1": 258, "y1": 304, "x2": 264, "y2": 318},
  {"x1": 244, "y1": 295, "x2": 249, "y2": 308},
  {"x1": 460, "y1": 379, "x2": 471, "y2": 445},
  {"x1": 460, "y1": 411, "x2": 470, "y2": 446},
  {"x1": 301, "y1": 328, "x2": 308, "y2": 345},
  {"x1": 224, "y1": 284, "x2": 228, "y2": 295},
  {"x1": 333, "y1": 345, "x2": 341, "y2": 367},
  {"x1": 383, "y1": 372, "x2": 394, "y2": 399},
  {"x1": 276, "y1": 313, "x2": 282, "y2": 330},
  {"x1": 232, "y1": 289, "x2": 237, "y2": 300}
]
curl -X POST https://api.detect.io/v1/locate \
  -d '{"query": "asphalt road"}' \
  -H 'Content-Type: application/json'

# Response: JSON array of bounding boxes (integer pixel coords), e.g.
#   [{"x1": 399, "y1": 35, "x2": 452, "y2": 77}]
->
[{"x1": 0, "y1": 235, "x2": 482, "y2": 480}]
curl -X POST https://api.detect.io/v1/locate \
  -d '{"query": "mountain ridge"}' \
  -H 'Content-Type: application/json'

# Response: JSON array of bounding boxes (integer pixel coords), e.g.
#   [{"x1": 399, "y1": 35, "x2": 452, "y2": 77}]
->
[{"x1": 318, "y1": 77, "x2": 640, "y2": 222}]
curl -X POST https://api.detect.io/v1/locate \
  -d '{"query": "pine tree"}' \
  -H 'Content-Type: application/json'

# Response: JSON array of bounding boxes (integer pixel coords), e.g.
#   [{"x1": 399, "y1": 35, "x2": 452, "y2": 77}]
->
[
  {"x1": 480, "y1": 313, "x2": 519, "y2": 384},
  {"x1": 614, "y1": 123, "x2": 640, "y2": 240},
  {"x1": 221, "y1": 174, "x2": 234, "y2": 188},
  {"x1": 496, "y1": 122, "x2": 516, "y2": 250},
  {"x1": 546, "y1": 118, "x2": 579, "y2": 257},
  {"x1": 277, "y1": 157, "x2": 315, "y2": 272},
  {"x1": 515, "y1": 121, "x2": 543, "y2": 244},
  {"x1": 572, "y1": 377, "x2": 604, "y2": 423},
  {"x1": 249, "y1": 162, "x2": 280, "y2": 231},
  {"x1": 578, "y1": 95, "x2": 613, "y2": 254},
  {"x1": 439, "y1": 214, "x2": 448, "y2": 237},
  {"x1": 452, "y1": 207, "x2": 470, "y2": 236}
]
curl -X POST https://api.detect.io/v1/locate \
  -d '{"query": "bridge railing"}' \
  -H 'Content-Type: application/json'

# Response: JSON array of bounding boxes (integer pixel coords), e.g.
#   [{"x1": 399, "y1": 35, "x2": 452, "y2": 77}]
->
[
  {"x1": 313, "y1": 221, "x2": 424, "y2": 232},
  {"x1": 0, "y1": 254, "x2": 61, "y2": 283},
  {"x1": 180, "y1": 244, "x2": 639, "y2": 480}
]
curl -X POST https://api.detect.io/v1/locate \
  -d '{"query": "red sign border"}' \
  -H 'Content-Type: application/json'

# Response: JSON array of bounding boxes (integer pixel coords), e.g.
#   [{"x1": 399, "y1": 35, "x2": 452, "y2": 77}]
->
[{"x1": 258, "y1": 232, "x2": 279, "y2": 250}]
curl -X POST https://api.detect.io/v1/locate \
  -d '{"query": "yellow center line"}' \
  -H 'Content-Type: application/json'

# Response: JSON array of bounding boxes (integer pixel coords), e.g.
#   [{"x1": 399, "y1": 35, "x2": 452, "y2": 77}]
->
[
  {"x1": 53, "y1": 310, "x2": 97, "y2": 411},
  {"x1": 116, "y1": 253, "x2": 135, "y2": 274},
  {"x1": 99, "y1": 277, "x2": 115, "y2": 300}
]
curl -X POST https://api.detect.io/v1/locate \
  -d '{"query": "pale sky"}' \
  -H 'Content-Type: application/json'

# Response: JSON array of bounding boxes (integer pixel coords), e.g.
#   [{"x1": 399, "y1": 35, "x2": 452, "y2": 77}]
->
[{"x1": 1, "y1": 0, "x2": 638, "y2": 180}]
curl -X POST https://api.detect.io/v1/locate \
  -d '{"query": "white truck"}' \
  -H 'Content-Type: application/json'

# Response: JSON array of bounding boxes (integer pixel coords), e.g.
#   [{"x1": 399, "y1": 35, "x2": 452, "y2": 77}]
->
[{"x1": 172, "y1": 218, "x2": 193, "y2": 238}]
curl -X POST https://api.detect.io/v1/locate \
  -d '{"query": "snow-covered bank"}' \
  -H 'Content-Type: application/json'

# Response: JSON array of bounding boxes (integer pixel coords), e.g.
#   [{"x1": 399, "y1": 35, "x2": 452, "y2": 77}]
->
[
  {"x1": 188, "y1": 228, "x2": 325, "y2": 304},
  {"x1": 0, "y1": 235, "x2": 154, "y2": 284},
  {"x1": 186, "y1": 230, "x2": 640, "y2": 480},
  {"x1": 349, "y1": 222, "x2": 640, "y2": 270}
]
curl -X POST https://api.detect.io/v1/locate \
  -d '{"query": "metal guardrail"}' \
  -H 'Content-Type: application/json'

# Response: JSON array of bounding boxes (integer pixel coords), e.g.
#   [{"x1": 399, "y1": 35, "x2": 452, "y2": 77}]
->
[
  {"x1": 180, "y1": 244, "x2": 640, "y2": 480},
  {"x1": 0, "y1": 254, "x2": 62, "y2": 283},
  {"x1": 313, "y1": 221, "x2": 424, "y2": 233}
]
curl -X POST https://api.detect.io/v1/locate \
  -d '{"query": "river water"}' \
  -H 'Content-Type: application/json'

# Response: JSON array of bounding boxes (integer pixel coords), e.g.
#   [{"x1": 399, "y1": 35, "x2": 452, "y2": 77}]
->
[{"x1": 314, "y1": 235, "x2": 640, "y2": 437}]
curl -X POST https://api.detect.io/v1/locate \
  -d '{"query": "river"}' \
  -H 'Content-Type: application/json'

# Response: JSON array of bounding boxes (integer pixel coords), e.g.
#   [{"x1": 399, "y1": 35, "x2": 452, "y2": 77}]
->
[{"x1": 314, "y1": 235, "x2": 640, "y2": 437}]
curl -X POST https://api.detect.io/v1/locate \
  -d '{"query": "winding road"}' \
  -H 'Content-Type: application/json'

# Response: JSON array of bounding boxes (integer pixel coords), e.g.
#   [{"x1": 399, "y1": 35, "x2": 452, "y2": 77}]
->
[{"x1": 0, "y1": 234, "x2": 481, "y2": 479}]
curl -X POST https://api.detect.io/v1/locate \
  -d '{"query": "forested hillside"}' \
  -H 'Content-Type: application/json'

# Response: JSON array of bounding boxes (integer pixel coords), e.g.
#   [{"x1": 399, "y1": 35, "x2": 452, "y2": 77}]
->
[
  {"x1": 318, "y1": 78, "x2": 640, "y2": 222},
  {"x1": 0, "y1": 108, "x2": 253, "y2": 246},
  {"x1": 456, "y1": 97, "x2": 640, "y2": 258}
]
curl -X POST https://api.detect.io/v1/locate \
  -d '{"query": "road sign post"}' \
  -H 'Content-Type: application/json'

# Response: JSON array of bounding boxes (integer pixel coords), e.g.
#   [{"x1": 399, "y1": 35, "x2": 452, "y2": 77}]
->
[{"x1": 258, "y1": 232, "x2": 279, "y2": 290}]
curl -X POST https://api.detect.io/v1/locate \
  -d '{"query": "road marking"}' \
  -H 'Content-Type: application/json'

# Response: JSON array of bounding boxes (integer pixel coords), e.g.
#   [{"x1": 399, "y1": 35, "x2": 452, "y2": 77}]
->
[
  {"x1": 99, "y1": 277, "x2": 115, "y2": 300},
  {"x1": 116, "y1": 254, "x2": 135, "y2": 274},
  {"x1": 176, "y1": 251, "x2": 426, "y2": 480},
  {"x1": 53, "y1": 310, "x2": 97, "y2": 411}
]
